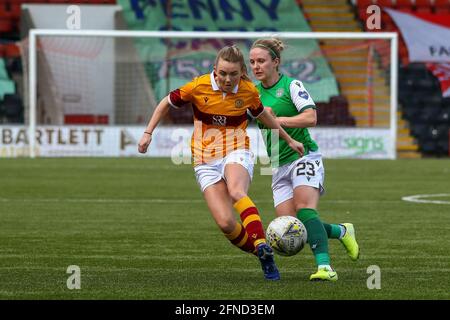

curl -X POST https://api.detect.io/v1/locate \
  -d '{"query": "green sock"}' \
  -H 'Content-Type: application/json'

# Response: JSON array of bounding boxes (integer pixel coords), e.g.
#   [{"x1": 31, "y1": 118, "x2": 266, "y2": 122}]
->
[
  {"x1": 297, "y1": 208, "x2": 330, "y2": 266},
  {"x1": 323, "y1": 223, "x2": 343, "y2": 239}
]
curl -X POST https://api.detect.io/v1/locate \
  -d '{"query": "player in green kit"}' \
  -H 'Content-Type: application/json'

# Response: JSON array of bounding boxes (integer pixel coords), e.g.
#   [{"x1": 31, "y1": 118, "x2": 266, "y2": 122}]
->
[{"x1": 249, "y1": 38, "x2": 360, "y2": 281}]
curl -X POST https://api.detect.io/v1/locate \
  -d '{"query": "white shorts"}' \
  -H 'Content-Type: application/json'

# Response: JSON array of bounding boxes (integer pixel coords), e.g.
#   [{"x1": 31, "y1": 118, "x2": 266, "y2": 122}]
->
[
  {"x1": 271, "y1": 151, "x2": 325, "y2": 208},
  {"x1": 194, "y1": 150, "x2": 255, "y2": 193}
]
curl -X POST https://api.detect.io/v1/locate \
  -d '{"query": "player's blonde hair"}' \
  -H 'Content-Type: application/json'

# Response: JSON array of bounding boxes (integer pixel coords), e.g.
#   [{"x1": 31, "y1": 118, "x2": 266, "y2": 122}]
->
[
  {"x1": 215, "y1": 45, "x2": 251, "y2": 81},
  {"x1": 251, "y1": 38, "x2": 285, "y2": 70}
]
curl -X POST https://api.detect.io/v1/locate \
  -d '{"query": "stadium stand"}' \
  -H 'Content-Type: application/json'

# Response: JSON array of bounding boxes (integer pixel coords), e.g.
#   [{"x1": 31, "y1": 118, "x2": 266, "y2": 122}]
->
[
  {"x1": 349, "y1": 0, "x2": 450, "y2": 157},
  {"x1": 1, "y1": 0, "x2": 448, "y2": 157},
  {"x1": 298, "y1": 0, "x2": 421, "y2": 157},
  {"x1": 399, "y1": 63, "x2": 450, "y2": 156},
  {"x1": 0, "y1": 0, "x2": 117, "y2": 126}
]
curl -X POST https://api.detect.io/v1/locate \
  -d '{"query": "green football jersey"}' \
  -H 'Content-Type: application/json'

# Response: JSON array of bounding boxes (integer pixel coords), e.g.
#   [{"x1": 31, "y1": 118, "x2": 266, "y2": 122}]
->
[{"x1": 257, "y1": 74, "x2": 318, "y2": 167}]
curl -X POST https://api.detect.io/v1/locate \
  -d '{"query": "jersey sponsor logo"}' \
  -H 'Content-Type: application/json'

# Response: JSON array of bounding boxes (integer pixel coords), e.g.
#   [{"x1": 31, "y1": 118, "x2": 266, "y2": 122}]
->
[
  {"x1": 235, "y1": 99, "x2": 244, "y2": 109},
  {"x1": 298, "y1": 90, "x2": 309, "y2": 100},
  {"x1": 203, "y1": 96, "x2": 209, "y2": 104},
  {"x1": 294, "y1": 81, "x2": 309, "y2": 99},
  {"x1": 276, "y1": 88, "x2": 284, "y2": 97},
  {"x1": 212, "y1": 115, "x2": 227, "y2": 126}
]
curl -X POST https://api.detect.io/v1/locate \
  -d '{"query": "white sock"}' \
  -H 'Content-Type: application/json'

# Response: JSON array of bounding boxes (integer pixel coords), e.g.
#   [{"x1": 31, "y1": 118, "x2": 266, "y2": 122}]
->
[
  {"x1": 338, "y1": 225, "x2": 346, "y2": 239},
  {"x1": 318, "y1": 264, "x2": 333, "y2": 271}
]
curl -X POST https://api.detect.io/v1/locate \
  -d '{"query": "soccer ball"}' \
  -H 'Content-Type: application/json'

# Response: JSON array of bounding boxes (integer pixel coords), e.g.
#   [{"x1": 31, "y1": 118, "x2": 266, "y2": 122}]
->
[{"x1": 266, "y1": 216, "x2": 307, "y2": 256}]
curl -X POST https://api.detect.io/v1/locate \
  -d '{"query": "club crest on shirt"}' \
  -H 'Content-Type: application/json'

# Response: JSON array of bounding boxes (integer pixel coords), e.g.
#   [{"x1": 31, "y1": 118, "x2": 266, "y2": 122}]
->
[
  {"x1": 276, "y1": 88, "x2": 284, "y2": 97},
  {"x1": 235, "y1": 99, "x2": 244, "y2": 109}
]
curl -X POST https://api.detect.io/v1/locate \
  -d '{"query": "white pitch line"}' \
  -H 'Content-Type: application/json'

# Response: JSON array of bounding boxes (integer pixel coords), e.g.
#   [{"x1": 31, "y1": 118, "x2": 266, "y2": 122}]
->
[
  {"x1": 0, "y1": 197, "x2": 401, "y2": 204},
  {"x1": 402, "y1": 194, "x2": 450, "y2": 205},
  {"x1": 0, "y1": 197, "x2": 204, "y2": 204}
]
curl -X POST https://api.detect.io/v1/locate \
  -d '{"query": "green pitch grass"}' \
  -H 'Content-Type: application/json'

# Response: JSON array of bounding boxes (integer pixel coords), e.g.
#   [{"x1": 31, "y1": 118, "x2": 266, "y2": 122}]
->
[{"x1": 0, "y1": 157, "x2": 449, "y2": 300}]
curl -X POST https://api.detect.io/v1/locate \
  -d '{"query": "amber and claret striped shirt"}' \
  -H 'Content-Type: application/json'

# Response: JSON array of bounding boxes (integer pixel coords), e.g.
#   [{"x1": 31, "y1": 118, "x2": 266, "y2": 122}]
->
[{"x1": 168, "y1": 72, "x2": 264, "y2": 165}]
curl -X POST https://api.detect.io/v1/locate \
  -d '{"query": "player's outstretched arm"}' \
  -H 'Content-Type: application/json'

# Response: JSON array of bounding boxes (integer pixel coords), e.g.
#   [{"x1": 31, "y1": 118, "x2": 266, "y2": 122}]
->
[
  {"x1": 257, "y1": 108, "x2": 304, "y2": 157},
  {"x1": 277, "y1": 108, "x2": 317, "y2": 128},
  {"x1": 138, "y1": 96, "x2": 170, "y2": 154}
]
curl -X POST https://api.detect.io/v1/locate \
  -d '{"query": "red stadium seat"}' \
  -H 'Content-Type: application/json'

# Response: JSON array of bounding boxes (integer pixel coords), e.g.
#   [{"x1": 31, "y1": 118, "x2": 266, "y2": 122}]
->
[
  {"x1": 434, "y1": 6, "x2": 450, "y2": 13},
  {"x1": 376, "y1": 0, "x2": 395, "y2": 8},
  {"x1": 433, "y1": 0, "x2": 450, "y2": 8},
  {"x1": 5, "y1": 43, "x2": 20, "y2": 58},
  {"x1": 381, "y1": 11, "x2": 394, "y2": 23},
  {"x1": 397, "y1": 7, "x2": 414, "y2": 13},
  {"x1": 0, "y1": 17, "x2": 13, "y2": 32},
  {"x1": 415, "y1": 7, "x2": 432, "y2": 13},
  {"x1": 0, "y1": 4, "x2": 13, "y2": 19},
  {"x1": 358, "y1": 8, "x2": 370, "y2": 21},
  {"x1": 384, "y1": 21, "x2": 399, "y2": 31},
  {"x1": 399, "y1": 43, "x2": 408, "y2": 55},
  {"x1": 357, "y1": 0, "x2": 375, "y2": 9},
  {"x1": 10, "y1": 2, "x2": 20, "y2": 18},
  {"x1": 415, "y1": 0, "x2": 432, "y2": 7},
  {"x1": 396, "y1": 0, "x2": 414, "y2": 9}
]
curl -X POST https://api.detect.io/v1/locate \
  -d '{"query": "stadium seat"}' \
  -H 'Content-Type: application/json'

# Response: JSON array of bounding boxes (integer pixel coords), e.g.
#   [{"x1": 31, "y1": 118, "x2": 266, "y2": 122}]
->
[
  {"x1": 1, "y1": 93, "x2": 23, "y2": 123},
  {"x1": 415, "y1": 6, "x2": 432, "y2": 13},
  {"x1": 434, "y1": 0, "x2": 450, "y2": 9},
  {"x1": 437, "y1": 139, "x2": 449, "y2": 156},
  {"x1": 411, "y1": 123, "x2": 428, "y2": 138},
  {"x1": 376, "y1": 0, "x2": 395, "y2": 8},
  {"x1": 399, "y1": 44, "x2": 408, "y2": 56},
  {"x1": 0, "y1": 17, "x2": 13, "y2": 32},
  {"x1": 398, "y1": 8, "x2": 415, "y2": 14},
  {"x1": 316, "y1": 96, "x2": 355, "y2": 126},
  {"x1": 407, "y1": 63, "x2": 429, "y2": 79},
  {"x1": 436, "y1": 107, "x2": 450, "y2": 124},
  {"x1": 419, "y1": 140, "x2": 438, "y2": 154},
  {"x1": 420, "y1": 134, "x2": 449, "y2": 156},
  {"x1": 415, "y1": 78, "x2": 440, "y2": 93},
  {"x1": 442, "y1": 97, "x2": 450, "y2": 108},
  {"x1": 4, "y1": 43, "x2": 19, "y2": 58},
  {"x1": 358, "y1": 8, "x2": 370, "y2": 21},
  {"x1": 383, "y1": 20, "x2": 399, "y2": 31},
  {"x1": 415, "y1": 0, "x2": 433, "y2": 8},
  {"x1": 396, "y1": 0, "x2": 415, "y2": 9},
  {"x1": 426, "y1": 94, "x2": 444, "y2": 108},
  {"x1": 425, "y1": 125, "x2": 449, "y2": 142},
  {"x1": 434, "y1": 6, "x2": 450, "y2": 13},
  {"x1": 402, "y1": 107, "x2": 419, "y2": 122},
  {"x1": 357, "y1": 0, "x2": 376, "y2": 9},
  {"x1": 381, "y1": 12, "x2": 394, "y2": 24},
  {"x1": 418, "y1": 106, "x2": 442, "y2": 124}
]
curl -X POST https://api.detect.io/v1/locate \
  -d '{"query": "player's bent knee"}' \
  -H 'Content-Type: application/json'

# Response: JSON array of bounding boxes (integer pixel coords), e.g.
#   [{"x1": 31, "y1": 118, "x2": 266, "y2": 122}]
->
[{"x1": 228, "y1": 189, "x2": 248, "y2": 203}]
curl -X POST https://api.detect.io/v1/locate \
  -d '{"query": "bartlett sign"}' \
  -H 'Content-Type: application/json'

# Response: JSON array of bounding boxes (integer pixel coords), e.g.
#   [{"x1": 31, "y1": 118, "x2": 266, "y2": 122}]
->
[{"x1": 0, "y1": 126, "x2": 394, "y2": 159}]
